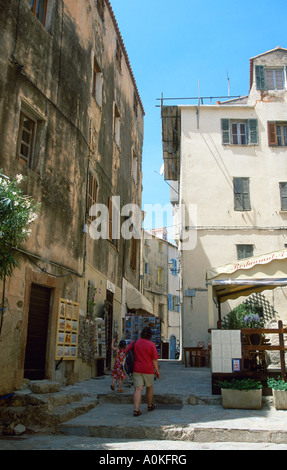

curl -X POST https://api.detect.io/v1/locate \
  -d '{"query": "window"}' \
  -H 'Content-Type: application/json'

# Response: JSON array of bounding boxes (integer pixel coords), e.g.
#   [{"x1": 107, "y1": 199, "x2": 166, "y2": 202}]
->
[
  {"x1": 233, "y1": 177, "x2": 251, "y2": 211},
  {"x1": 268, "y1": 122, "x2": 287, "y2": 147},
  {"x1": 168, "y1": 294, "x2": 180, "y2": 312},
  {"x1": 18, "y1": 113, "x2": 35, "y2": 163},
  {"x1": 114, "y1": 103, "x2": 120, "y2": 146},
  {"x1": 130, "y1": 237, "x2": 138, "y2": 269},
  {"x1": 30, "y1": 0, "x2": 48, "y2": 26},
  {"x1": 255, "y1": 65, "x2": 286, "y2": 91},
  {"x1": 144, "y1": 262, "x2": 149, "y2": 274},
  {"x1": 132, "y1": 152, "x2": 137, "y2": 183},
  {"x1": 96, "y1": 0, "x2": 104, "y2": 21},
  {"x1": 279, "y1": 182, "x2": 287, "y2": 211},
  {"x1": 92, "y1": 57, "x2": 102, "y2": 107},
  {"x1": 221, "y1": 119, "x2": 258, "y2": 145},
  {"x1": 108, "y1": 197, "x2": 120, "y2": 249},
  {"x1": 133, "y1": 92, "x2": 138, "y2": 117},
  {"x1": 17, "y1": 102, "x2": 45, "y2": 172},
  {"x1": 115, "y1": 39, "x2": 122, "y2": 70},
  {"x1": 157, "y1": 267, "x2": 163, "y2": 284},
  {"x1": 237, "y1": 245, "x2": 253, "y2": 260},
  {"x1": 87, "y1": 172, "x2": 98, "y2": 222}
]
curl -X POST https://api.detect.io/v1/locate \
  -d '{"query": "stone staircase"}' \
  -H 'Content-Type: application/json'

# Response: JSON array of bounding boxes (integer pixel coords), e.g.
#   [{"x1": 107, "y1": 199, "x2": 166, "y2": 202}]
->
[{"x1": 0, "y1": 380, "x2": 98, "y2": 436}]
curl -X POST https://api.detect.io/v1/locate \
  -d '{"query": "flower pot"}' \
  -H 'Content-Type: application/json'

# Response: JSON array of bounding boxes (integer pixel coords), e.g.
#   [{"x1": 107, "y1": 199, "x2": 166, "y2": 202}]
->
[
  {"x1": 221, "y1": 388, "x2": 262, "y2": 409},
  {"x1": 273, "y1": 389, "x2": 287, "y2": 410}
]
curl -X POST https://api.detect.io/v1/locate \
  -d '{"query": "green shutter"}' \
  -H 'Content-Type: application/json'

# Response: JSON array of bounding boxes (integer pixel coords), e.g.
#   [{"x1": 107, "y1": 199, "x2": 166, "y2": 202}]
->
[
  {"x1": 280, "y1": 182, "x2": 287, "y2": 211},
  {"x1": 221, "y1": 119, "x2": 230, "y2": 144},
  {"x1": 248, "y1": 119, "x2": 258, "y2": 145},
  {"x1": 234, "y1": 177, "x2": 250, "y2": 211},
  {"x1": 255, "y1": 65, "x2": 266, "y2": 90}
]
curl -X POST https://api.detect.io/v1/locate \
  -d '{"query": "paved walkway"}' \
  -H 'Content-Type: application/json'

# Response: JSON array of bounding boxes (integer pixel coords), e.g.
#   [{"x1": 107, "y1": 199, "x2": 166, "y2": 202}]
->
[{"x1": 1, "y1": 361, "x2": 287, "y2": 450}]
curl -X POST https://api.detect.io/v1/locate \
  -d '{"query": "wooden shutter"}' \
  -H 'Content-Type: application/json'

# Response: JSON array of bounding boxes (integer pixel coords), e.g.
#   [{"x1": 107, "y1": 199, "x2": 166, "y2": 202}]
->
[
  {"x1": 280, "y1": 182, "x2": 287, "y2": 211},
  {"x1": 130, "y1": 237, "x2": 137, "y2": 269},
  {"x1": 268, "y1": 122, "x2": 277, "y2": 146},
  {"x1": 248, "y1": 119, "x2": 258, "y2": 145},
  {"x1": 221, "y1": 119, "x2": 230, "y2": 144},
  {"x1": 255, "y1": 65, "x2": 266, "y2": 90}
]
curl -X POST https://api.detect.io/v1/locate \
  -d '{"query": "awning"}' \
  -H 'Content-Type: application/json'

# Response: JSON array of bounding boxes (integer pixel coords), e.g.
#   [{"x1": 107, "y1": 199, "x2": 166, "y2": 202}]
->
[
  {"x1": 126, "y1": 286, "x2": 153, "y2": 314},
  {"x1": 206, "y1": 249, "x2": 287, "y2": 327}
]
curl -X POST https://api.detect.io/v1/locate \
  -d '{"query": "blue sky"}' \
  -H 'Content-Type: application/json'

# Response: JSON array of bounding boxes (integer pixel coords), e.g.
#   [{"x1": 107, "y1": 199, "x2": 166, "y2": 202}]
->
[{"x1": 111, "y1": 0, "x2": 287, "y2": 227}]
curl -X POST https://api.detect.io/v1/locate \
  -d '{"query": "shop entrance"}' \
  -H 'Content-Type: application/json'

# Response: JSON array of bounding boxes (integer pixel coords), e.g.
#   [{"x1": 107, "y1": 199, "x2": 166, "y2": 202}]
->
[{"x1": 24, "y1": 284, "x2": 51, "y2": 380}]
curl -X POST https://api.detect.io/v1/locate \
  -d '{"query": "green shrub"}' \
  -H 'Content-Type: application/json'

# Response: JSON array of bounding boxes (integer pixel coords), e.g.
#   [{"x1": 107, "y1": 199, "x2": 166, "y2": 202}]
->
[
  {"x1": 267, "y1": 376, "x2": 287, "y2": 391},
  {"x1": 217, "y1": 378, "x2": 262, "y2": 390}
]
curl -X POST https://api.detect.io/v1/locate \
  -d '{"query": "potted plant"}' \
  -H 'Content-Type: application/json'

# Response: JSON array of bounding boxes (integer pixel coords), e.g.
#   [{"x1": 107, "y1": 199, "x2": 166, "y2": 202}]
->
[
  {"x1": 267, "y1": 376, "x2": 287, "y2": 410},
  {"x1": 218, "y1": 378, "x2": 263, "y2": 409}
]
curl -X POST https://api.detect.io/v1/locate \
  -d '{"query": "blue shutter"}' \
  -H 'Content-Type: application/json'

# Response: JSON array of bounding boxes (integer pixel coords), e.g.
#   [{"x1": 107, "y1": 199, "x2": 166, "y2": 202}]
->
[
  {"x1": 168, "y1": 294, "x2": 173, "y2": 311},
  {"x1": 177, "y1": 296, "x2": 180, "y2": 312},
  {"x1": 255, "y1": 65, "x2": 266, "y2": 90}
]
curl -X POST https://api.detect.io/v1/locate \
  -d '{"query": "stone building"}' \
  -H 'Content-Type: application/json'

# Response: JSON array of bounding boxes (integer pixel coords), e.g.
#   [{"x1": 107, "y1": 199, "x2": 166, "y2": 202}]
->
[
  {"x1": 0, "y1": 0, "x2": 145, "y2": 394},
  {"x1": 161, "y1": 47, "x2": 287, "y2": 349}
]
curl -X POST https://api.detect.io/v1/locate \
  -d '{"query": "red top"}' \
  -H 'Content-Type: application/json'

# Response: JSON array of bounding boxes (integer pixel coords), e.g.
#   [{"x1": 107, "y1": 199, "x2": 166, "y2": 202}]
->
[{"x1": 125, "y1": 338, "x2": 159, "y2": 374}]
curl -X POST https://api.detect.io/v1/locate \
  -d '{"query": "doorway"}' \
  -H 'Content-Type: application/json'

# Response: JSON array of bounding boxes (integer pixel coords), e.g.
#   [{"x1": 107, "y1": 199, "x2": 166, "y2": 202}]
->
[
  {"x1": 170, "y1": 335, "x2": 176, "y2": 359},
  {"x1": 105, "y1": 290, "x2": 114, "y2": 370},
  {"x1": 24, "y1": 284, "x2": 51, "y2": 380}
]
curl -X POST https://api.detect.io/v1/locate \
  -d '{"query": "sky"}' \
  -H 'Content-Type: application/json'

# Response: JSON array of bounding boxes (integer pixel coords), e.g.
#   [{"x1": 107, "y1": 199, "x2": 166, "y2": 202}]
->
[{"x1": 111, "y1": 0, "x2": 287, "y2": 234}]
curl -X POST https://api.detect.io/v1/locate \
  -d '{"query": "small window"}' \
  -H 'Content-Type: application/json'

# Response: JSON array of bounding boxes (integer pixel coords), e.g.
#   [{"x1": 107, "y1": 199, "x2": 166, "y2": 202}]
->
[
  {"x1": 144, "y1": 262, "x2": 149, "y2": 274},
  {"x1": 17, "y1": 104, "x2": 45, "y2": 172},
  {"x1": 92, "y1": 57, "x2": 102, "y2": 107},
  {"x1": 18, "y1": 113, "x2": 35, "y2": 163},
  {"x1": 130, "y1": 237, "x2": 138, "y2": 269},
  {"x1": 268, "y1": 122, "x2": 287, "y2": 147},
  {"x1": 108, "y1": 197, "x2": 120, "y2": 249},
  {"x1": 30, "y1": 0, "x2": 48, "y2": 26},
  {"x1": 233, "y1": 177, "x2": 251, "y2": 211},
  {"x1": 237, "y1": 245, "x2": 254, "y2": 260},
  {"x1": 87, "y1": 172, "x2": 98, "y2": 222},
  {"x1": 114, "y1": 104, "x2": 120, "y2": 146},
  {"x1": 115, "y1": 39, "x2": 122, "y2": 70},
  {"x1": 231, "y1": 122, "x2": 247, "y2": 145},
  {"x1": 279, "y1": 182, "x2": 287, "y2": 211},
  {"x1": 96, "y1": 0, "x2": 105, "y2": 21},
  {"x1": 132, "y1": 152, "x2": 137, "y2": 183},
  {"x1": 256, "y1": 65, "x2": 286, "y2": 91},
  {"x1": 266, "y1": 68, "x2": 285, "y2": 90},
  {"x1": 157, "y1": 267, "x2": 163, "y2": 284}
]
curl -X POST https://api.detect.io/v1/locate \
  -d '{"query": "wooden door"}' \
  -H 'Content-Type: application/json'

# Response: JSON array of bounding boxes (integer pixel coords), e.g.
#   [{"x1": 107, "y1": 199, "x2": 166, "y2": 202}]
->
[{"x1": 24, "y1": 284, "x2": 51, "y2": 380}]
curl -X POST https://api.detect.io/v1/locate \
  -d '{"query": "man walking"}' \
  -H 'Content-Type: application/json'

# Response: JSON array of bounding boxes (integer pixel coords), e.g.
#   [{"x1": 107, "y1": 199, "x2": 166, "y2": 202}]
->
[{"x1": 125, "y1": 326, "x2": 160, "y2": 416}]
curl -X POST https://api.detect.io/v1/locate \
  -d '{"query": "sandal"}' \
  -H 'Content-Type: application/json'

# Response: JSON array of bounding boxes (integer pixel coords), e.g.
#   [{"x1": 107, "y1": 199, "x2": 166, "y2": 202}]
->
[
  {"x1": 148, "y1": 404, "x2": 156, "y2": 411},
  {"x1": 133, "y1": 410, "x2": 142, "y2": 417},
  {"x1": 110, "y1": 384, "x2": 115, "y2": 391},
  {"x1": 118, "y1": 389, "x2": 123, "y2": 393}
]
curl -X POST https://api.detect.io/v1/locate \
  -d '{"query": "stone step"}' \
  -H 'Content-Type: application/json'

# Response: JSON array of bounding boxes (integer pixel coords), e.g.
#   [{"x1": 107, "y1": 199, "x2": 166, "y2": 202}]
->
[
  {"x1": 97, "y1": 392, "x2": 222, "y2": 406},
  {"x1": 58, "y1": 402, "x2": 287, "y2": 445}
]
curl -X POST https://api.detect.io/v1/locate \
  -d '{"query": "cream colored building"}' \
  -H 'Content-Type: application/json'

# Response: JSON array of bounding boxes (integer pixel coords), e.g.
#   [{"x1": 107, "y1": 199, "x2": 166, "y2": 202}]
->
[{"x1": 162, "y1": 47, "x2": 287, "y2": 349}]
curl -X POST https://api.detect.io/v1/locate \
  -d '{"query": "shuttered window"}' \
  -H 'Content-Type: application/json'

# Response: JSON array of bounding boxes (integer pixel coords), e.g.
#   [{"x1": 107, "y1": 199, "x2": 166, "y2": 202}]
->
[
  {"x1": 233, "y1": 177, "x2": 251, "y2": 211},
  {"x1": 279, "y1": 182, "x2": 287, "y2": 211},
  {"x1": 221, "y1": 119, "x2": 258, "y2": 145},
  {"x1": 268, "y1": 122, "x2": 287, "y2": 146},
  {"x1": 255, "y1": 65, "x2": 286, "y2": 91}
]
